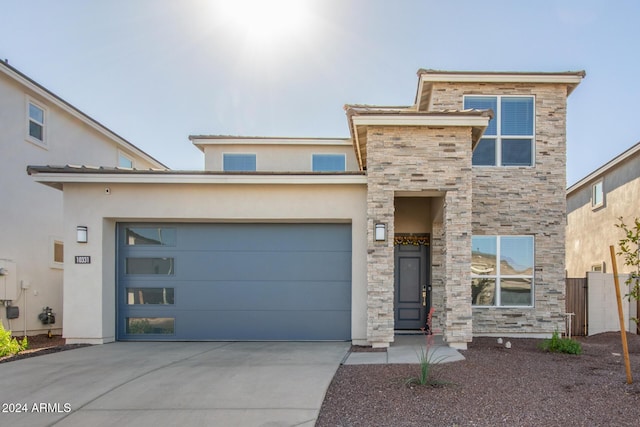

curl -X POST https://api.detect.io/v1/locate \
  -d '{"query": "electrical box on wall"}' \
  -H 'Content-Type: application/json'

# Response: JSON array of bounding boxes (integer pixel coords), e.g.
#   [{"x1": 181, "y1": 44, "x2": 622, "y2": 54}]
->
[{"x1": 0, "y1": 259, "x2": 18, "y2": 301}]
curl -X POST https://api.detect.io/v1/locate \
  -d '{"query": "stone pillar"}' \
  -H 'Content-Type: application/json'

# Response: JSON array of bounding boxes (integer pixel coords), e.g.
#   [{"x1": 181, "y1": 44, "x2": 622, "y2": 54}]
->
[
  {"x1": 443, "y1": 190, "x2": 473, "y2": 349},
  {"x1": 366, "y1": 188, "x2": 395, "y2": 347}
]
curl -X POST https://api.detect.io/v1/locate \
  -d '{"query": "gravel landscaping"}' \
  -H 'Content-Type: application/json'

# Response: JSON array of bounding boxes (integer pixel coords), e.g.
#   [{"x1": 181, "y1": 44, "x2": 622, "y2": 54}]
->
[{"x1": 317, "y1": 332, "x2": 640, "y2": 427}]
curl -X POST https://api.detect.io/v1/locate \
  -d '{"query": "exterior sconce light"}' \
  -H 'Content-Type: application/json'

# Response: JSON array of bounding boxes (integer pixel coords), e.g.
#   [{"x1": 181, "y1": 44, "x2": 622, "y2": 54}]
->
[
  {"x1": 77, "y1": 226, "x2": 88, "y2": 243},
  {"x1": 374, "y1": 223, "x2": 386, "y2": 241}
]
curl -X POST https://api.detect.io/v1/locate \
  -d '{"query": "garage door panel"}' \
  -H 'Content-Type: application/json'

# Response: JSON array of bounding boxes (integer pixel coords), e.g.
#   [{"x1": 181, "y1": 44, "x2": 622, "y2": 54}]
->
[
  {"x1": 173, "y1": 309, "x2": 351, "y2": 340},
  {"x1": 176, "y1": 224, "x2": 351, "y2": 252},
  {"x1": 120, "y1": 251, "x2": 351, "y2": 282},
  {"x1": 117, "y1": 223, "x2": 352, "y2": 341},
  {"x1": 173, "y1": 281, "x2": 351, "y2": 311},
  {"x1": 173, "y1": 251, "x2": 350, "y2": 282}
]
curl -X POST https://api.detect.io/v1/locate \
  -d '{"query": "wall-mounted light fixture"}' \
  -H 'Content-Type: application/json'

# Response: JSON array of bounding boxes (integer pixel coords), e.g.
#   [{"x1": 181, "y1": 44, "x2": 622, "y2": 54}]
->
[
  {"x1": 374, "y1": 223, "x2": 386, "y2": 241},
  {"x1": 77, "y1": 226, "x2": 88, "y2": 243}
]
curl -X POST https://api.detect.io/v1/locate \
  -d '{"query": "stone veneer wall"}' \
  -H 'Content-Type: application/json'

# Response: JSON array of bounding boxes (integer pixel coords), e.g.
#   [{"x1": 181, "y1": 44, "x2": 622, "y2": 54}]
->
[
  {"x1": 430, "y1": 82, "x2": 569, "y2": 336},
  {"x1": 366, "y1": 125, "x2": 473, "y2": 347}
]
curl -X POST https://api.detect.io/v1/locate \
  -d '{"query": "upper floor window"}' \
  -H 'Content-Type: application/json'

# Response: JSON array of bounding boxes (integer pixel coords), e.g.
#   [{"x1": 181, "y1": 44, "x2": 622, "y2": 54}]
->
[
  {"x1": 464, "y1": 95, "x2": 534, "y2": 167},
  {"x1": 223, "y1": 153, "x2": 256, "y2": 171},
  {"x1": 118, "y1": 152, "x2": 134, "y2": 168},
  {"x1": 592, "y1": 179, "x2": 604, "y2": 209},
  {"x1": 312, "y1": 154, "x2": 346, "y2": 172},
  {"x1": 27, "y1": 99, "x2": 46, "y2": 146},
  {"x1": 471, "y1": 235, "x2": 534, "y2": 307}
]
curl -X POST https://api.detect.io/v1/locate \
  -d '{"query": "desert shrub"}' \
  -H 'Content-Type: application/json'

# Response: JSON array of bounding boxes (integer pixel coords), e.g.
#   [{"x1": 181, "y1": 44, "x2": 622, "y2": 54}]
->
[
  {"x1": 539, "y1": 331, "x2": 582, "y2": 355},
  {"x1": 0, "y1": 323, "x2": 28, "y2": 357}
]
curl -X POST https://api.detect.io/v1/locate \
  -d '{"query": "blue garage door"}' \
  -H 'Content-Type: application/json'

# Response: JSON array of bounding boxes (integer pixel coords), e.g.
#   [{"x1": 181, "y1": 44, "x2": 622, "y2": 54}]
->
[{"x1": 116, "y1": 223, "x2": 351, "y2": 341}]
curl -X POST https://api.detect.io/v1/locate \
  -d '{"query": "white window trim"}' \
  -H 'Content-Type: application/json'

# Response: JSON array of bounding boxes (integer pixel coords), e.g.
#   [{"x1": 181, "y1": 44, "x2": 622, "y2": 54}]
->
[
  {"x1": 118, "y1": 151, "x2": 135, "y2": 168},
  {"x1": 26, "y1": 96, "x2": 48, "y2": 149},
  {"x1": 591, "y1": 179, "x2": 604, "y2": 209},
  {"x1": 49, "y1": 236, "x2": 64, "y2": 269},
  {"x1": 222, "y1": 153, "x2": 257, "y2": 171},
  {"x1": 471, "y1": 235, "x2": 535, "y2": 308},
  {"x1": 311, "y1": 153, "x2": 346, "y2": 172},
  {"x1": 464, "y1": 94, "x2": 536, "y2": 168}
]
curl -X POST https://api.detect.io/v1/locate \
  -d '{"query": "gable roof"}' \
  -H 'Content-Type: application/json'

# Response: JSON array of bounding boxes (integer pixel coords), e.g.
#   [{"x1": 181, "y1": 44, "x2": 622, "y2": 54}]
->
[
  {"x1": 0, "y1": 60, "x2": 168, "y2": 169},
  {"x1": 567, "y1": 141, "x2": 640, "y2": 195}
]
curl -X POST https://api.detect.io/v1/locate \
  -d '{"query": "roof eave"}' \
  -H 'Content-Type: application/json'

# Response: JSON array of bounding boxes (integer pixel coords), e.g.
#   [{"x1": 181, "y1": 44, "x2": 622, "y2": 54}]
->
[
  {"x1": 415, "y1": 69, "x2": 586, "y2": 108},
  {"x1": 0, "y1": 61, "x2": 168, "y2": 169},
  {"x1": 567, "y1": 141, "x2": 640, "y2": 194}
]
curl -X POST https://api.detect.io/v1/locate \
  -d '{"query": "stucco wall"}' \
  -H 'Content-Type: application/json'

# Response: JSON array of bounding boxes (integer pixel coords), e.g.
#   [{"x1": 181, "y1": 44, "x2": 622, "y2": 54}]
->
[
  {"x1": 0, "y1": 72, "x2": 158, "y2": 336},
  {"x1": 566, "y1": 154, "x2": 640, "y2": 276},
  {"x1": 394, "y1": 197, "x2": 432, "y2": 234},
  {"x1": 203, "y1": 143, "x2": 359, "y2": 172},
  {"x1": 430, "y1": 82, "x2": 569, "y2": 337},
  {"x1": 61, "y1": 182, "x2": 367, "y2": 344}
]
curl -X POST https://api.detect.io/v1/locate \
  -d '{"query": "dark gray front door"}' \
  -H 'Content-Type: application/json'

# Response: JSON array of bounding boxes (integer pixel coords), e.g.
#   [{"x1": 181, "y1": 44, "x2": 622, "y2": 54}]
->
[
  {"x1": 394, "y1": 243, "x2": 430, "y2": 330},
  {"x1": 117, "y1": 223, "x2": 352, "y2": 341}
]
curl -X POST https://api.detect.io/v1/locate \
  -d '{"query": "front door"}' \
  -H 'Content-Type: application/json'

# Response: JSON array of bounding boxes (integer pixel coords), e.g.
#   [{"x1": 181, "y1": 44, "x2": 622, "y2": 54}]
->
[{"x1": 394, "y1": 242, "x2": 430, "y2": 330}]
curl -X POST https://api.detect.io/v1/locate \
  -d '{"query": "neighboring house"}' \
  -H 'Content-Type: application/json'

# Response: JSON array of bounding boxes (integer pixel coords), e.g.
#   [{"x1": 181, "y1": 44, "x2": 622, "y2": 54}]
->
[
  {"x1": 0, "y1": 60, "x2": 166, "y2": 337},
  {"x1": 566, "y1": 141, "x2": 640, "y2": 276},
  {"x1": 28, "y1": 69, "x2": 584, "y2": 349}
]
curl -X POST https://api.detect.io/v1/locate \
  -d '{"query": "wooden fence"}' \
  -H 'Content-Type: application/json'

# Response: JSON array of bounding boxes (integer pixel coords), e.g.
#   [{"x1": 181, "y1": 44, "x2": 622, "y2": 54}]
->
[{"x1": 566, "y1": 277, "x2": 588, "y2": 336}]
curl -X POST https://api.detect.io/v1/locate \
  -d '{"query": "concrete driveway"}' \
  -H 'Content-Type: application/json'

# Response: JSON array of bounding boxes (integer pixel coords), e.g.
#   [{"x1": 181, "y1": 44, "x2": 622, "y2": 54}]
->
[{"x1": 0, "y1": 341, "x2": 349, "y2": 427}]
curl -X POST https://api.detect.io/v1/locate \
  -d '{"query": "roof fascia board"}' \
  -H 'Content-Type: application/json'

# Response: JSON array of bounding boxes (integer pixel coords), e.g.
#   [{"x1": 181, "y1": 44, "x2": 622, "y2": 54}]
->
[
  {"x1": 419, "y1": 72, "x2": 584, "y2": 85},
  {"x1": 31, "y1": 173, "x2": 368, "y2": 186},
  {"x1": 192, "y1": 138, "x2": 352, "y2": 147},
  {"x1": 0, "y1": 63, "x2": 167, "y2": 169},
  {"x1": 351, "y1": 114, "x2": 490, "y2": 128},
  {"x1": 567, "y1": 142, "x2": 640, "y2": 194}
]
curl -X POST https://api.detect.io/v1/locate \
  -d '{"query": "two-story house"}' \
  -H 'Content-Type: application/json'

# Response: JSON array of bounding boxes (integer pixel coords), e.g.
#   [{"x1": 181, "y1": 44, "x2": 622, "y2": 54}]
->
[
  {"x1": 0, "y1": 60, "x2": 166, "y2": 337},
  {"x1": 566, "y1": 141, "x2": 640, "y2": 277},
  {"x1": 28, "y1": 69, "x2": 584, "y2": 349}
]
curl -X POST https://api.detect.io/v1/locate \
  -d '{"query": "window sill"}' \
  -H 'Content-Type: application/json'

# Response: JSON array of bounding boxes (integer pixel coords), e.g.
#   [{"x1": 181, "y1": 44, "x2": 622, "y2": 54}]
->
[{"x1": 25, "y1": 136, "x2": 48, "y2": 150}]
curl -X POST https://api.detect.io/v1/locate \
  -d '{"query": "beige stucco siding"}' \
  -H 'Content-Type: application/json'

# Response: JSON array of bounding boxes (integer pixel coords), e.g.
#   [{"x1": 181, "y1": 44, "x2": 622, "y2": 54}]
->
[
  {"x1": 0, "y1": 72, "x2": 159, "y2": 336},
  {"x1": 566, "y1": 154, "x2": 640, "y2": 276},
  {"x1": 203, "y1": 143, "x2": 359, "y2": 172},
  {"x1": 61, "y1": 182, "x2": 367, "y2": 344},
  {"x1": 429, "y1": 82, "x2": 569, "y2": 336}
]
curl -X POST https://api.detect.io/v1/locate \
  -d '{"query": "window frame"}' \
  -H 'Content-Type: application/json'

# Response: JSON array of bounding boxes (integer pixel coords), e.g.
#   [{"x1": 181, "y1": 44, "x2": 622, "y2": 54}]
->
[
  {"x1": 591, "y1": 179, "x2": 604, "y2": 209},
  {"x1": 471, "y1": 235, "x2": 535, "y2": 308},
  {"x1": 222, "y1": 153, "x2": 257, "y2": 172},
  {"x1": 311, "y1": 153, "x2": 346, "y2": 172},
  {"x1": 49, "y1": 237, "x2": 64, "y2": 269},
  {"x1": 118, "y1": 151, "x2": 134, "y2": 168},
  {"x1": 464, "y1": 95, "x2": 536, "y2": 167},
  {"x1": 26, "y1": 97, "x2": 47, "y2": 148}
]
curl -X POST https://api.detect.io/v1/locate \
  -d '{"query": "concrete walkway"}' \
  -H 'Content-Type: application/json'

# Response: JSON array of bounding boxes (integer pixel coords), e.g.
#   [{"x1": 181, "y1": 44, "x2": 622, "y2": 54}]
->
[
  {"x1": 0, "y1": 341, "x2": 349, "y2": 427},
  {"x1": 344, "y1": 334, "x2": 465, "y2": 364}
]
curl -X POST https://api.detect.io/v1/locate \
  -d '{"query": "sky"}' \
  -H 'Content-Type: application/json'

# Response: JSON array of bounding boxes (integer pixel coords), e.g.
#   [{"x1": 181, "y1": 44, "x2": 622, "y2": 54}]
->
[{"x1": 1, "y1": 0, "x2": 639, "y2": 185}]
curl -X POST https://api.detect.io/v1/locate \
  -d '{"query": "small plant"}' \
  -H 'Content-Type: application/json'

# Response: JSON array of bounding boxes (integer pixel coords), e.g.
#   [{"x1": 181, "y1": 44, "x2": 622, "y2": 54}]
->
[
  {"x1": 405, "y1": 327, "x2": 446, "y2": 387},
  {"x1": 0, "y1": 323, "x2": 28, "y2": 357},
  {"x1": 539, "y1": 330, "x2": 582, "y2": 355}
]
